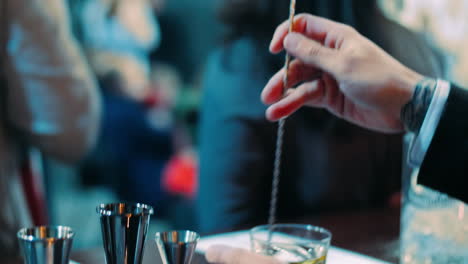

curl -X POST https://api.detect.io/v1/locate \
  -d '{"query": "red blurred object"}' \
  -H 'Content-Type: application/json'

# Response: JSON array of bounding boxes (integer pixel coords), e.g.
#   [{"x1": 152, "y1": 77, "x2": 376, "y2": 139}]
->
[
  {"x1": 20, "y1": 149, "x2": 49, "y2": 226},
  {"x1": 142, "y1": 90, "x2": 160, "y2": 108},
  {"x1": 162, "y1": 151, "x2": 198, "y2": 199}
]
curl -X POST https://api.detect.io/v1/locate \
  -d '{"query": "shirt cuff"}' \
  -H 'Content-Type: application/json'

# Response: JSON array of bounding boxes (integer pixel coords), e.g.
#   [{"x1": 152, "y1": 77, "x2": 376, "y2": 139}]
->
[{"x1": 407, "y1": 79, "x2": 451, "y2": 167}]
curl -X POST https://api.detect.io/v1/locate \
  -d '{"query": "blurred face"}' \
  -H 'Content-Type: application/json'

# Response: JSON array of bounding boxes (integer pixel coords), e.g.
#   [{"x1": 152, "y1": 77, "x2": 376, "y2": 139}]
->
[
  {"x1": 150, "y1": 64, "x2": 182, "y2": 108},
  {"x1": 118, "y1": 58, "x2": 151, "y2": 100},
  {"x1": 91, "y1": 50, "x2": 151, "y2": 100}
]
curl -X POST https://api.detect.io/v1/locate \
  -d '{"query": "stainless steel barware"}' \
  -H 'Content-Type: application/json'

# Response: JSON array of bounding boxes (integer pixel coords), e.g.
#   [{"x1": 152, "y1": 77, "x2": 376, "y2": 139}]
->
[
  {"x1": 155, "y1": 230, "x2": 199, "y2": 264},
  {"x1": 97, "y1": 203, "x2": 154, "y2": 264},
  {"x1": 17, "y1": 226, "x2": 74, "y2": 264}
]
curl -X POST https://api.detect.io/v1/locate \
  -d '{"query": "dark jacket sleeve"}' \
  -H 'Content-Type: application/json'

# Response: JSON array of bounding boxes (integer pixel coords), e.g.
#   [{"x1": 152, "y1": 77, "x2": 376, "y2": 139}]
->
[{"x1": 418, "y1": 85, "x2": 468, "y2": 203}]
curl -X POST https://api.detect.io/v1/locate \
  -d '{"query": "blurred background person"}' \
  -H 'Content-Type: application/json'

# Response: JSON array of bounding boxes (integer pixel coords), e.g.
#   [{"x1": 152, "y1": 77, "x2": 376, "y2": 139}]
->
[
  {"x1": 197, "y1": 0, "x2": 441, "y2": 233},
  {"x1": 0, "y1": 0, "x2": 100, "y2": 258},
  {"x1": 77, "y1": 0, "x2": 161, "y2": 90},
  {"x1": 70, "y1": 0, "x2": 200, "y2": 230},
  {"x1": 79, "y1": 53, "x2": 173, "y2": 208},
  {"x1": 41, "y1": 0, "x2": 174, "y2": 247},
  {"x1": 70, "y1": 0, "x2": 171, "y2": 206}
]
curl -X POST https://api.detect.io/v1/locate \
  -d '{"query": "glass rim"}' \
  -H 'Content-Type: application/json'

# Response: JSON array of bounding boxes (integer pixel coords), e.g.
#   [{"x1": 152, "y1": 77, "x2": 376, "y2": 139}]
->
[
  {"x1": 250, "y1": 223, "x2": 332, "y2": 243},
  {"x1": 97, "y1": 202, "x2": 154, "y2": 216},
  {"x1": 17, "y1": 225, "x2": 74, "y2": 242},
  {"x1": 154, "y1": 230, "x2": 200, "y2": 244}
]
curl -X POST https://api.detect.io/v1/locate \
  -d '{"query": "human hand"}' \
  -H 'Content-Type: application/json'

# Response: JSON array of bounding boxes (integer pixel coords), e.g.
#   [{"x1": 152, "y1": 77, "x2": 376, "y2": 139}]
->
[
  {"x1": 263, "y1": 14, "x2": 423, "y2": 133},
  {"x1": 205, "y1": 245, "x2": 284, "y2": 264}
]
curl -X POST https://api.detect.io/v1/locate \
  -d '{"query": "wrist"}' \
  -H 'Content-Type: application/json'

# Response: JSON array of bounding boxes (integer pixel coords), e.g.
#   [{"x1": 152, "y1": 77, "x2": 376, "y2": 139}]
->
[
  {"x1": 397, "y1": 68, "x2": 423, "y2": 106},
  {"x1": 400, "y1": 76, "x2": 437, "y2": 133},
  {"x1": 385, "y1": 68, "x2": 422, "y2": 128}
]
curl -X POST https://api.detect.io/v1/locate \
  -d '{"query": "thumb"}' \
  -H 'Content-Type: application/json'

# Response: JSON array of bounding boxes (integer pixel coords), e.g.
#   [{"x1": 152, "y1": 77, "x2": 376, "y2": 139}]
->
[{"x1": 284, "y1": 32, "x2": 338, "y2": 74}]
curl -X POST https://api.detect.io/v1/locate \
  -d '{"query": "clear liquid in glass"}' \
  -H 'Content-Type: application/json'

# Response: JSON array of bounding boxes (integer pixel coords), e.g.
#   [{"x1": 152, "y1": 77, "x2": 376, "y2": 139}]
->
[{"x1": 252, "y1": 240, "x2": 328, "y2": 264}]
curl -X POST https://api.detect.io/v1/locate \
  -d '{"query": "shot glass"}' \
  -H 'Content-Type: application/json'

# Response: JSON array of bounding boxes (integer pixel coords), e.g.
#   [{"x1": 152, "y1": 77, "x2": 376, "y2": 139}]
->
[
  {"x1": 250, "y1": 224, "x2": 332, "y2": 264},
  {"x1": 155, "y1": 230, "x2": 200, "y2": 264},
  {"x1": 17, "y1": 225, "x2": 74, "y2": 264},
  {"x1": 97, "y1": 203, "x2": 154, "y2": 264}
]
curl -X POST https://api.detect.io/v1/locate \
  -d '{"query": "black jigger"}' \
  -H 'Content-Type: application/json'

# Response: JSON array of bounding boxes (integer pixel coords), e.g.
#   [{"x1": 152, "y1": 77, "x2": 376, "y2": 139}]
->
[
  {"x1": 97, "y1": 203, "x2": 154, "y2": 264},
  {"x1": 155, "y1": 230, "x2": 200, "y2": 264}
]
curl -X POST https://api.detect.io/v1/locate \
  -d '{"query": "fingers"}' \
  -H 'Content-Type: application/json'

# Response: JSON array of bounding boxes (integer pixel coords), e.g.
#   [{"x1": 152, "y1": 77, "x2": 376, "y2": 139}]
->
[
  {"x1": 262, "y1": 60, "x2": 321, "y2": 104},
  {"x1": 205, "y1": 245, "x2": 283, "y2": 264},
  {"x1": 266, "y1": 80, "x2": 325, "y2": 121},
  {"x1": 270, "y1": 14, "x2": 339, "y2": 53},
  {"x1": 283, "y1": 33, "x2": 338, "y2": 74},
  {"x1": 265, "y1": 13, "x2": 351, "y2": 121}
]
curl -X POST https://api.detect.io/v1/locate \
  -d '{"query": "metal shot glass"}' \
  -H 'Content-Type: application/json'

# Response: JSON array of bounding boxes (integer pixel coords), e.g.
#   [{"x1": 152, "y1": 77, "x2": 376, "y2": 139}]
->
[
  {"x1": 155, "y1": 230, "x2": 200, "y2": 264},
  {"x1": 97, "y1": 203, "x2": 154, "y2": 264},
  {"x1": 17, "y1": 226, "x2": 74, "y2": 264}
]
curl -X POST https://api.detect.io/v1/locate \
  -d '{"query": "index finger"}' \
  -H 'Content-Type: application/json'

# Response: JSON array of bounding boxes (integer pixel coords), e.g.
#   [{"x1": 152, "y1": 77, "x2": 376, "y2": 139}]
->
[{"x1": 269, "y1": 13, "x2": 340, "y2": 53}]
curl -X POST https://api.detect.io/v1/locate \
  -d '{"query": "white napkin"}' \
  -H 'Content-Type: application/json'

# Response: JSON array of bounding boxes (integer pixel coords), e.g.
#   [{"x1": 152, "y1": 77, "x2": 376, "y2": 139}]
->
[{"x1": 196, "y1": 231, "x2": 394, "y2": 264}]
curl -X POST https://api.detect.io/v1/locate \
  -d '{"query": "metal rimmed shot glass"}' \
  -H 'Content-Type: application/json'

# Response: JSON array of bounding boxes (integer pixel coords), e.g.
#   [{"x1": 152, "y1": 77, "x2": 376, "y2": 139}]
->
[
  {"x1": 155, "y1": 230, "x2": 200, "y2": 264},
  {"x1": 97, "y1": 203, "x2": 154, "y2": 264},
  {"x1": 17, "y1": 225, "x2": 74, "y2": 264}
]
